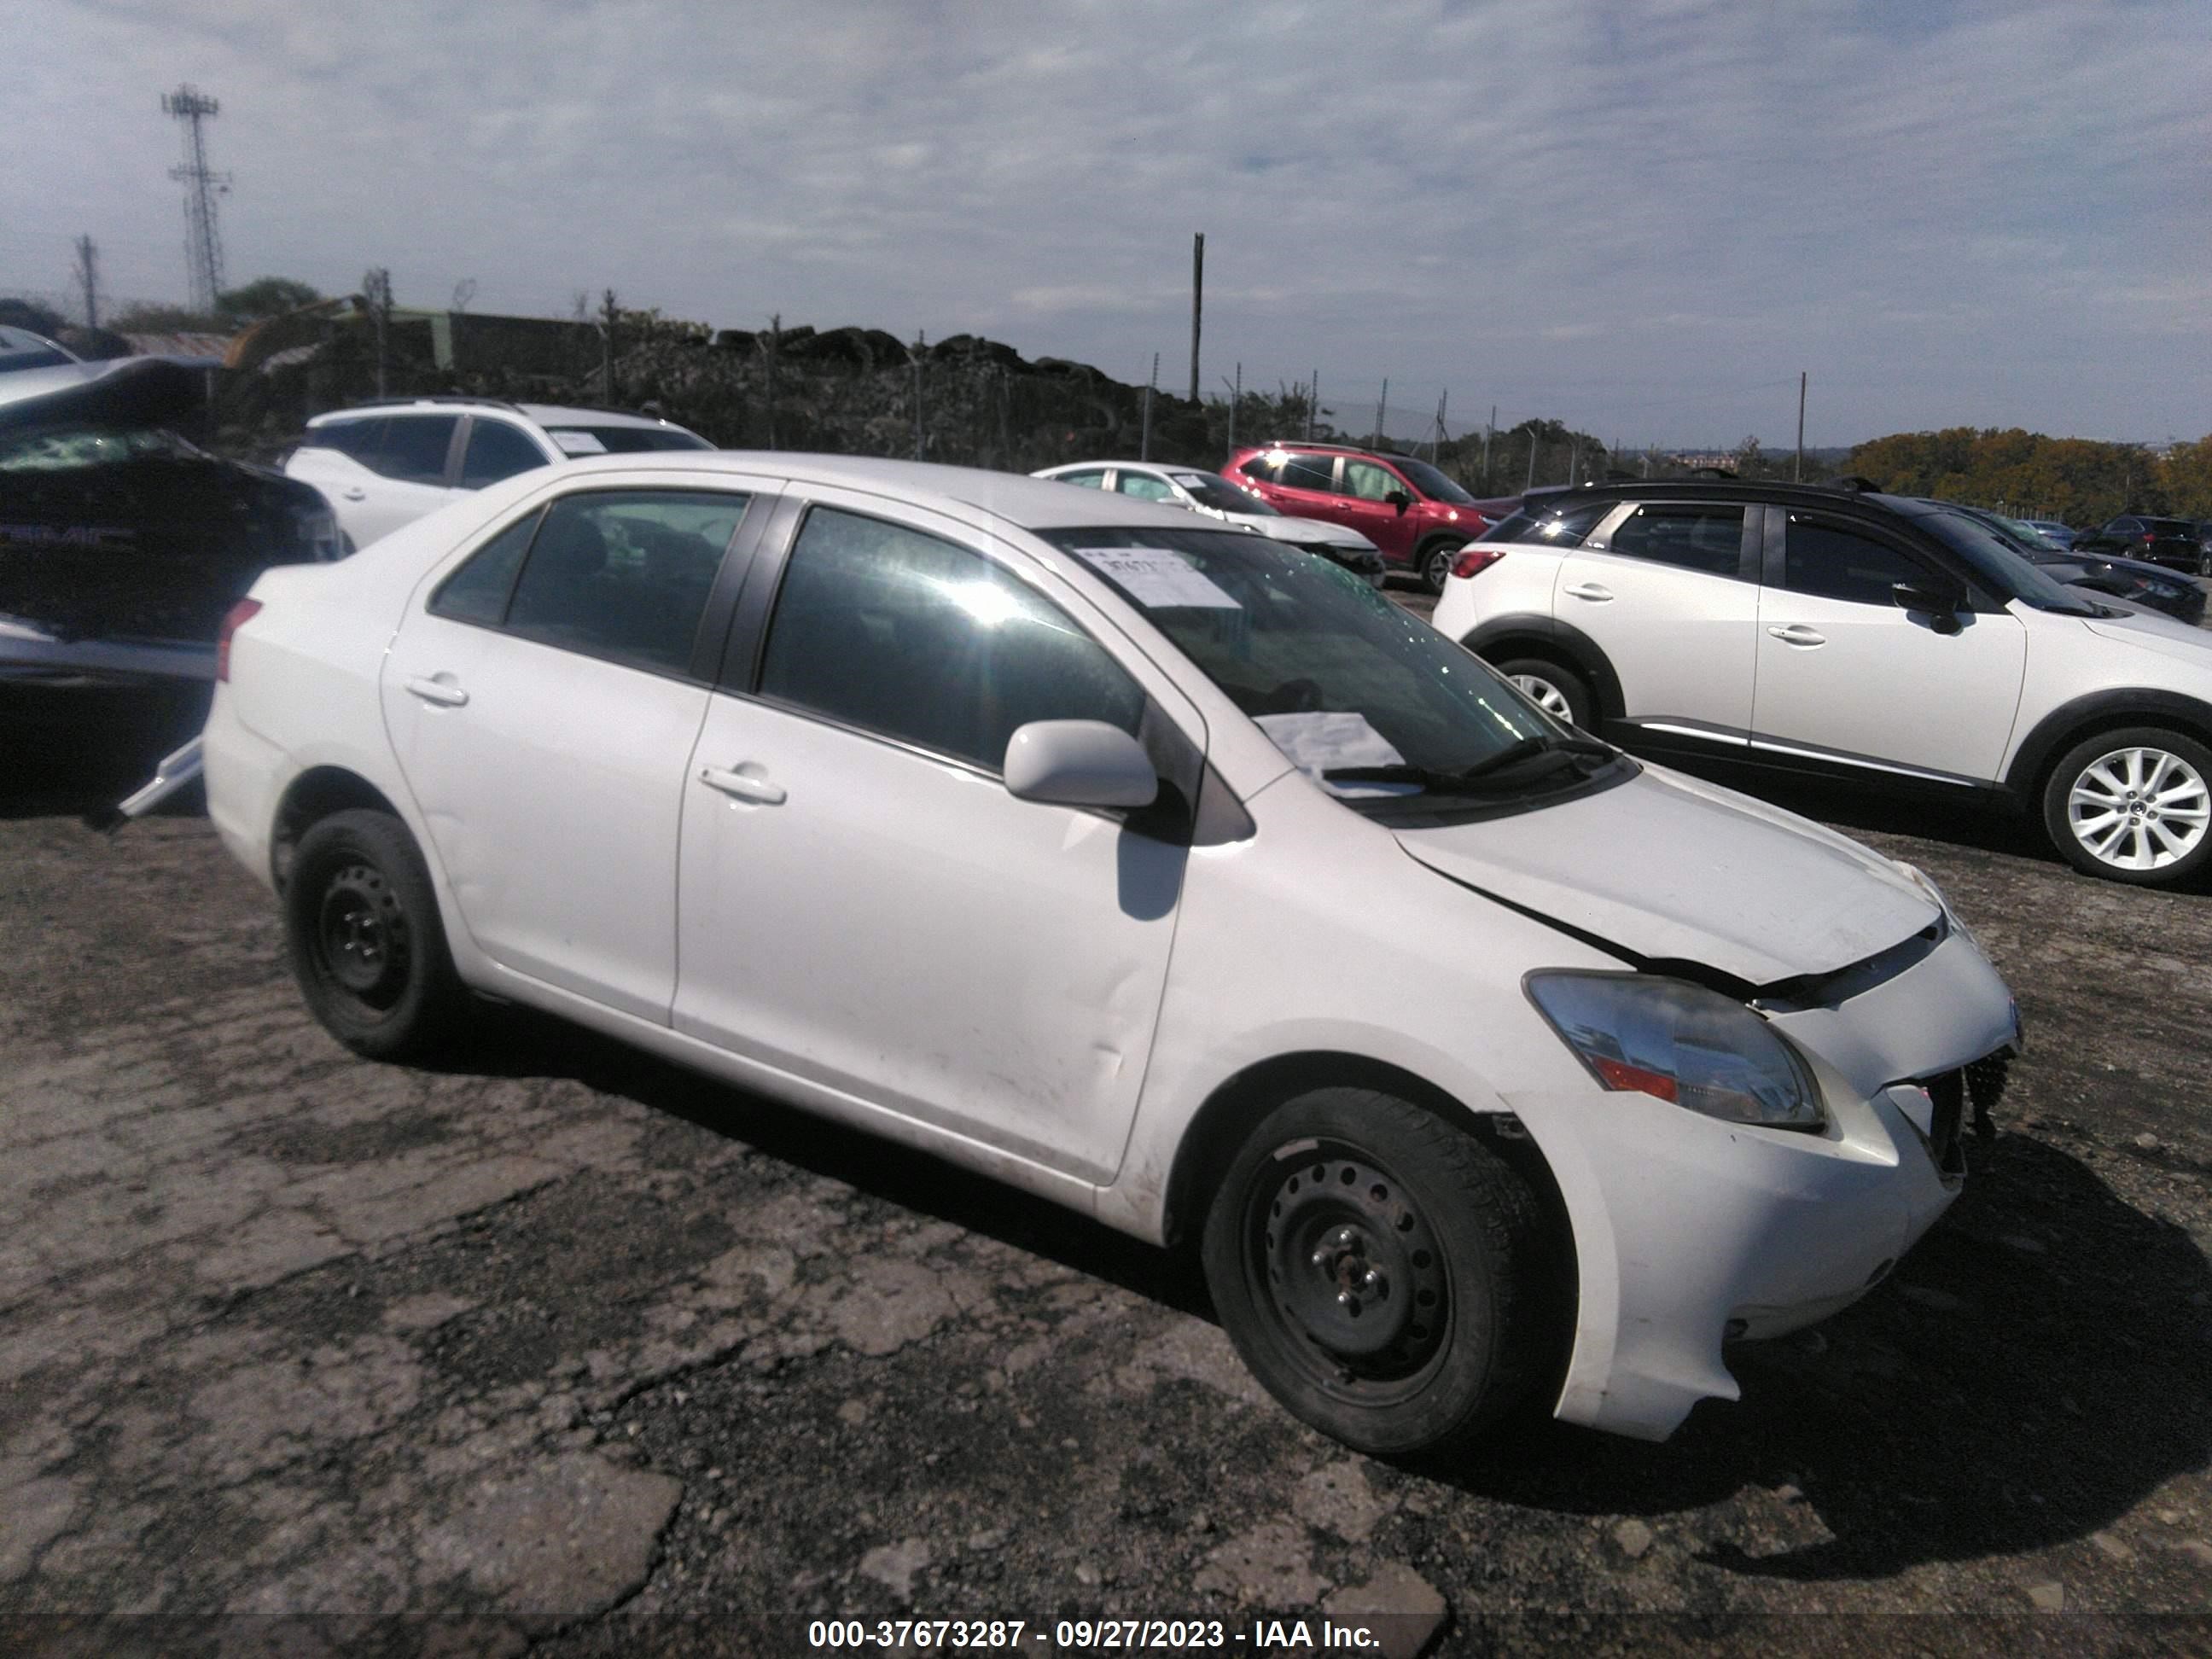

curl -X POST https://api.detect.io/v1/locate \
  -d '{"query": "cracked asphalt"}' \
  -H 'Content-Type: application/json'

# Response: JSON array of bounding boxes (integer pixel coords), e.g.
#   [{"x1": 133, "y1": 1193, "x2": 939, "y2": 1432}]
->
[{"x1": 4, "y1": 643, "x2": 2212, "y2": 1655}]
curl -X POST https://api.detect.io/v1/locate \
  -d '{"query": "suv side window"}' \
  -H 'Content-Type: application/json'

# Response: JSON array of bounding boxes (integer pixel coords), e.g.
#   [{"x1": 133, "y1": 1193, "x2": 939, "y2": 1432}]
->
[
  {"x1": 1780, "y1": 514, "x2": 1937, "y2": 607},
  {"x1": 503, "y1": 490, "x2": 747, "y2": 674},
  {"x1": 1342, "y1": 460, "x2": 1402, "y2": 503},
  {"x1": 309, "y1": 417, "x2": 387, "y2": 464},
  {"x1": 757, "y1": 507, "x2": 1144, "y2": 772},
  {"x1": 461, "y1": 419, "x2": 550, "y2": 488},
  {"x1": 1606, "y1": 504, "x2": 1746, "y2": 578},
  {"x1": 1238, "y1": 455, "x2": 1278, "y2": 483},
  {"x1": 1056, "y1": 469, "x2": 1108, "y2": 489},
  {"x1": 1487, "y1": 499, "x2": 1612, "y2": 549},
  {"x1": 1114, "y1": 471, "x2": 1174, "y2": 502},
  {"x1": 1278, "y1": 452, "x2": 1339, "y2": 493},
  {"x1": 375, "y1": 415, "x2": 460, "y2": 486}
]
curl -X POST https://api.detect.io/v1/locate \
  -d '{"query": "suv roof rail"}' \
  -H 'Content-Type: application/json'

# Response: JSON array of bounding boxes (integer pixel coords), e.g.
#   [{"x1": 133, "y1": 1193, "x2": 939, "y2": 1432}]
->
[
  {"x1": 337, "y1": 395, "x2": 528, "y2": 415},
  {"x1": 1824, "y1": 474, "x2": 1883, "y2": 493},
  {"x1": 531, "y1": 403, "x2": 681, "y2": 424}
]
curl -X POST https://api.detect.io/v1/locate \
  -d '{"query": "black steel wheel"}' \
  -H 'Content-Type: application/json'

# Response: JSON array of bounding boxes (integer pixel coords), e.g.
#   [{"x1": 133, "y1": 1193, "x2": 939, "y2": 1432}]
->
[
  {"x1": 284, "y1": 808, "x2": 466, "y2": 1060},
  {"x1": 1202, "y1": 1088, "x2": 1555, "y2": 1458}
]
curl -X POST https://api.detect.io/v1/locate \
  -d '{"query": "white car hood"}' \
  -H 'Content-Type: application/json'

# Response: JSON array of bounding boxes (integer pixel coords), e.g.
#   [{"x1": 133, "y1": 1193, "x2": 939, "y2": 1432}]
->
[
  {"x1": 1395, "y1": 764, "x2": 1939, "y2": 986},
  {"x1": 1240, "y1": 515, "x2": 1377, "y2": 551},
  {"x1": 2080, "y1": 602, "x2": 2212, "y2": 668}
]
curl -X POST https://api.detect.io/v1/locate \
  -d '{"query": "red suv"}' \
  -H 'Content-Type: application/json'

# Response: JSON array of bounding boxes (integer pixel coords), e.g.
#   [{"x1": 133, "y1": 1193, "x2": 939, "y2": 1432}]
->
[{"x1": 1223, "y1": 441, "x2": 1505, "y2": 591}]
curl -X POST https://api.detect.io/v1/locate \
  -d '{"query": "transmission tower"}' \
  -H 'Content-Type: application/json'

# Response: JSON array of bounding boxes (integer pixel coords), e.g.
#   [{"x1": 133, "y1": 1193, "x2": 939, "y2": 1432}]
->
[{"x1": 162, "y1": 84, "x2": 230, "y2": 313}]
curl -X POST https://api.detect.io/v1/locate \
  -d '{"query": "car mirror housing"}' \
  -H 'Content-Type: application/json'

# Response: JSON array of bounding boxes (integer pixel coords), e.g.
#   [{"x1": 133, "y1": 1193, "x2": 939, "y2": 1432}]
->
[
  {"x1": 1892, "y1": 579, "x2": 1967, "y2": 633},
  {"x1": 1387, "y1": 491, "x2": 1412, "y2": 513},
  {"x1": 1003, "y1": 720, "x2": 1160, "y2": 809}
]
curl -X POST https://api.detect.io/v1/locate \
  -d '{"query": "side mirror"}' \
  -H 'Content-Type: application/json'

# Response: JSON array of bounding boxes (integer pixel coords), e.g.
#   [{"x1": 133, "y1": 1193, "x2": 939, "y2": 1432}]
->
[
  {"x1": 1892, "y1": 579, "x2": 1967, "y2": 634},
  {"x1": 1386, "y1": 491, "x2": 1413, "y2": 514},
  {"x1": 1004, "y1": 720, "x2": 1159, "y2": 809}
]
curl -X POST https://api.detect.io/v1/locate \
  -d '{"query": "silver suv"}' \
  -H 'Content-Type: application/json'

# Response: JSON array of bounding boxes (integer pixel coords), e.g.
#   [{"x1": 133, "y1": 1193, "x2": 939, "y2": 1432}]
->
[{"x1": 284, "y1": 396, "x2": 710, "y2": 550}]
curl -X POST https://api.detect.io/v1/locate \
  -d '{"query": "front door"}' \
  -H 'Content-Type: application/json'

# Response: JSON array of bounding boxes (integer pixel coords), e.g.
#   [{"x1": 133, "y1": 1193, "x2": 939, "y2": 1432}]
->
[
  {"x1": 381, "y1": 481, "x2": 765, "y2": 1019},
  {"x1": 1338, "y1": 458, "x2": 1417, "y2": 563},
  {"x1": 673, "y1": 493, "x2": 1200, "y2": 1181},
  {"x1": 1752, "y1": 508, "x2": 2027, "y2": 783}
]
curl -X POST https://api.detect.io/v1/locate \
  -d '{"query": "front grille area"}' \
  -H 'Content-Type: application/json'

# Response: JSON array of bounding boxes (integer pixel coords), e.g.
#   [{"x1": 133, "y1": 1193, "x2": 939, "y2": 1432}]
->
[{"x1": 1925, "y1": 1069, "x2": 1966, "y2": 1177}]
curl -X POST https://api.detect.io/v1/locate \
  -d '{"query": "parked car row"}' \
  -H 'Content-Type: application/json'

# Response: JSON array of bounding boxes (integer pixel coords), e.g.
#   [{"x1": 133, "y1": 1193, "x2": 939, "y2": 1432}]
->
[{"x1": 203, "y1": 451, "x2": 2020, "y2": 1459}]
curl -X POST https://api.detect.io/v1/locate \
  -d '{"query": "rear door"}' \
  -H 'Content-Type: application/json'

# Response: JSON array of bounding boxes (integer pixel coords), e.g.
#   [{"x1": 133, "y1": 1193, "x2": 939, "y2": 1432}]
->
[
  {"x1": 1551, "y1": 499, "x2": 1762, "y2": 740},
  {"x1": 381, "y1": 476, "x2": 771, "y2": 1019},
  {"x1": 305, "y1": 415, "x2": 464, "y2": 546},
  {"x1": 1750, "y1": 507, "x2": 2026, "y2": 783}
]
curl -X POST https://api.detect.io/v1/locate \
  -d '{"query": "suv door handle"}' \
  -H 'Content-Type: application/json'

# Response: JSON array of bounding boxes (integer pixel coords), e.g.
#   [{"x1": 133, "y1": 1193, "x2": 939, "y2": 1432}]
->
[
  {"x1": 404, "y1": 676, "x2": 469, "y2": 707},
  {"x1": 1562, "y1": 582, "x2": 1613, "y2": 602},
  {"x1": 700, "y1": 765, "x2": 787, "y2": 806},
  {"x1": 1767, "y1": 624, "x2": 1827, "y2": 647},
  {"x1": 341, "y1": 486, "x2": 367, "y2": 501}
]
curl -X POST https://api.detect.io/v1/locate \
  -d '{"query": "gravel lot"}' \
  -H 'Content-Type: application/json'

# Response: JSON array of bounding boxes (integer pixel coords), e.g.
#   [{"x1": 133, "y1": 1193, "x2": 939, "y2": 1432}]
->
[{"x1": 4, "y1": 597, "x2": 2211, "y2": 1655}]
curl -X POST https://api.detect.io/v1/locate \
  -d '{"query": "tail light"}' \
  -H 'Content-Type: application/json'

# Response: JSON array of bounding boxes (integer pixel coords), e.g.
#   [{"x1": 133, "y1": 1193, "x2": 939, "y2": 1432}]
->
[
  {"x1": 1450, "y1": 548, "x2": 1505, "y2": 580},
  {"x1": 217, "y1": 598, "x2": 262, "y2": 683}
]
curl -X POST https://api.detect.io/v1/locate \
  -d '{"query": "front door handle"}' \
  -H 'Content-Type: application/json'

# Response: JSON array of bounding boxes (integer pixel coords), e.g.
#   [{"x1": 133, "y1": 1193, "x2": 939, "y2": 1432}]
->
[
  {"x1": 404, "y1": 675, "x2": 469, "y2": 707},
  {"x1": 341, "y1": 486, "x2": 367, "y2": 501},
  {"x1": 1563, "y1": 582, "x2": 1613, "y2": 602},
  {"x1": 1767, "y1": 624, "x2": 1827, "y2": 647},
  {"x1": 700, "y1": 765, "x2": 787, "y2": 806}
]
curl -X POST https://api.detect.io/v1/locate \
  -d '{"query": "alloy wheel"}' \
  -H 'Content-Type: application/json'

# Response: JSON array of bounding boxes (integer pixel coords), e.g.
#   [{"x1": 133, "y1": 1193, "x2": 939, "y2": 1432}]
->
[
  {"x1": 2066, "y1": 746, "x2": 2211, "y2": 871},
  {"x1": 1511, "y1": 673, "x2": 1575, "y2": 721}
]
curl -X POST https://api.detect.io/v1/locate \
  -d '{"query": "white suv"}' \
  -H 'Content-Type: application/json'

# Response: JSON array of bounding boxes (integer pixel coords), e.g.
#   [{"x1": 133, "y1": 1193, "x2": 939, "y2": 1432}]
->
[
  {"x1": 205, "y1": 453, "x2": 2018, "y2": 1455},
  {"x1": 284, "y1": 397, "x2": 709, "y2": 550},
  {"x1": 1432, "y1": 481, "x2": 2212, "y2": 888}
]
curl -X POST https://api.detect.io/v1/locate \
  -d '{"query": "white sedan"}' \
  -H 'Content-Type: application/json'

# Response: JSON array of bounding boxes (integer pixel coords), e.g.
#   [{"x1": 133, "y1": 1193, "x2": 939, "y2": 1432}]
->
[
  {"x1": 206, "y1": 453, "x2": 2019, "y2": 1453},
  {"x1": 1033, "y1": 459, "x2": 1387, "y2": 585}
]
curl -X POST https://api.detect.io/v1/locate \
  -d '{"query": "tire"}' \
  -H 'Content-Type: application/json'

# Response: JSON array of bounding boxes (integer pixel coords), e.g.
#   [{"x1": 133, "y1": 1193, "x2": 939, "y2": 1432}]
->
[
  {"x1": 1491, "y1": 656, "x2": 1595, "y2": 730},
  {"x1": 1200, "y1": 1088, "x2": 1554, "y2": 1459},
  {"x1": 2040, "y1": 726, "x2": 2212, "y2": 887},
  {"x1": 1418, "y1": 540, "x2": 1464, "y2": 595},
  {"x1": 283, "y1": 808, "x2": 468, "y2": 1060}
]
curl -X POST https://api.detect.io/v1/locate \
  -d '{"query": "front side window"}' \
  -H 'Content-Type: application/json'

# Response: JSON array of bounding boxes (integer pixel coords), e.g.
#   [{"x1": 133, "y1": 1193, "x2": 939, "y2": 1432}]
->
[
  {"x1": 375, "y1": 416, "x2": 459, "y2": 485},
  {"x1": 1040, "y1": 526, "x2": 1625, "y2": 817},
  {"x1": 1781, "y1": 515, "x2": 1936, "y2": 607},
  {"x1": 1114, "y1": 470, "x2": 1175, "y2": 503},
  {"x1": 1342, "y1": 460, "x2": 1403, "y2": 503},
  {"x1": 502, "y1": 490, "x2": 747, "y2": 673},
  {"x1": 1606, "y1": 504, "x2": 1746, "y2": 578},
  {"x1": 307, "y1": 418, "x2": 386, "y2": 464},
  {"x1": 1389, "y1": 455, "x2": 1479, "y2": 506},
  {"x1": 757, "y1": 507, "x2": 1144, "y2": 771},
  {"x1": 461, "y1": 419, "x2": 550, "y2": 488}
]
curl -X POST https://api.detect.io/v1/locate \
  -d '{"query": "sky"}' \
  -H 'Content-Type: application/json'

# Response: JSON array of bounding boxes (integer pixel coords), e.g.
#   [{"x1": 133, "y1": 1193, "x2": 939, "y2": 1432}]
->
[{"x1": 7, "y1": 0, "x2": 2209, "y2": 448}]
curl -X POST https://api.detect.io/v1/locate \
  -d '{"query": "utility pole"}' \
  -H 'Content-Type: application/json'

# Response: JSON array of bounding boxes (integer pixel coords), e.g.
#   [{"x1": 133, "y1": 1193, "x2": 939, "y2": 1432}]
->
[
  {"x1": 599, "y1": 289, "x2": 618, "y2": 402},
  {"x1": 451, "y1": 278, "x2": 476, "y2": 316},
  {"x1": 1794, "y1": 370, "x2": 1807, "y2": 481},
  {"x1": 913, "y1": 330, "x2": 927, "y2": 459},
  {"x1": 1431, "y1": 389, "x2": 1447, "y2": 462},
  {"x1": 1188, "y1": 232, "x2": 1203, "y2": 405},
  {"x1": 1373, "y1": 379, "x2": 1388, "y2": 449},
  {"x1": 162, "y1": 85, "x2": 229, "y2": 314},
  {"x1": 1525, "y1": 428, "x2": 1537, "y2": 492},
  {"x1": 1140, "y1": 352, "x2": 1158, "y2": 461},
  {"x1": 363, "y1": 268, "x2": 393, "y2": 398},
  {"x1": 765, "y1": 313, "x2": 780, "y2": 449},
  {"x1": 1222, "y1": 363, "x2": 1241, "y2": 452},
  {"x1": 73, "y1": 236, "x2": 99, "y2": 329},
  {"x1": 1482, "y1": 405, "x2": 1495, "y2": 491},
  {"x1": 1307, "y1": 370, "x2": 1318, "y2": 441}
]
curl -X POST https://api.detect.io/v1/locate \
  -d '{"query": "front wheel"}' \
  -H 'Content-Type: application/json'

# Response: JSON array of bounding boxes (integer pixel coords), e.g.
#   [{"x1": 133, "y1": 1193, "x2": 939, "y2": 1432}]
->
[
  {"x1": 284, "y1": 808, "x2": 469, "y2": 1059},
  {"x1": 1418, "y1": 540, "x2": 1464, "y2": 595},
  {"x1": 2040, "y1": 727, "x2": 2212, "y2": 886},
  {"x1": 1200, "y1": 1089, "x2": 1555, "y2": 1459},
  {"x1": 1491, "y1": 656, "x2": 1595, "y2": 730}
]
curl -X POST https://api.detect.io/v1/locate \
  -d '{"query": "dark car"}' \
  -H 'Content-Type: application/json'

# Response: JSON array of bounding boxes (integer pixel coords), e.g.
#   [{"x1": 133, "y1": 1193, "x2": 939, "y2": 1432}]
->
[
  {"x1": 1938, "y1": 504, "x2": 2205, "y2": 626},
  {"x1": 2074, "y1": 514, "x2": 2204, "y2": 575},
  {"x1": 1223, "y1": 440, "x2": 1497, "y2": 591},
  {"x1": 2, "y1": 357, "x2": 341, "y2": 769}
]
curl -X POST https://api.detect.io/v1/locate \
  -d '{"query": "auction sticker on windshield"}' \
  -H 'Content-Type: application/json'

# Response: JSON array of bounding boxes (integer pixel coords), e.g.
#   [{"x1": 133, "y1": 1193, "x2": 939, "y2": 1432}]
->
[{"x1": 1071, "y1": 546, "x2": 1241, "y2": 609}]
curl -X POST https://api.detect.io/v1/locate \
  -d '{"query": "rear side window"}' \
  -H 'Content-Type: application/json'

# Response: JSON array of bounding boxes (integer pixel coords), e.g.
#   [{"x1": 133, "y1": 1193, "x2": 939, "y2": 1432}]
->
[
  {"x1": 429, "y1": 511, "x2": 539, "y2": 626},
  {"x1": 1605, "y1": 504, "x2": 1745, "y2": 577},
  {"x1": 1054, "y1": 469, "x2": 1108, "y2": 489},
  {"x1": 309, "y1": 417, "x2": 387, "y2": 463},
  {"x1": 499, "y1": 490, "x2": 748, "y2": 674},
  {"x1": 1485, "y1": 500, "x2": 1612, "y2": 549},
  {"x1": 1278, "y1": 452, "x2": 1340, "y2": 493},
  {"x1": 460, "y1": 419, "x2": 549, "y2": 487},
  {"x1": 377, "y1": 416, "x2": 458, "y2": 485},
  {"x1": 1781, "y1": 515, "x2": 1935, "y2": 607},
  {"x1": 756, "y1": 507, "x2": 1144, "y2": 772}
]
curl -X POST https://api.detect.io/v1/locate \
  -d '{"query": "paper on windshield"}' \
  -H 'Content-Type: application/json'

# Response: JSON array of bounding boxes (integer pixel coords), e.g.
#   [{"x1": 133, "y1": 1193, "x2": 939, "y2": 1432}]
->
[
  {"x1": 549, "y1": 430, "x2": 607, "y2": 455},
  {"x1": 1072, "y1": 546, "x2": 1242, "y2": 609},
  {"x1": 1254, "y1": 712, "x2": 1409, "y2": 796}
]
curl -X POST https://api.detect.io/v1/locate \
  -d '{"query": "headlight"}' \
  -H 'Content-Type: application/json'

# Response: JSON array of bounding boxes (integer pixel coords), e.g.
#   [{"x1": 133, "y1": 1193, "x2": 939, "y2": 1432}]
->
[{"x1": 1526, "y1": 971, "x2": 1825, "y2": 1131}]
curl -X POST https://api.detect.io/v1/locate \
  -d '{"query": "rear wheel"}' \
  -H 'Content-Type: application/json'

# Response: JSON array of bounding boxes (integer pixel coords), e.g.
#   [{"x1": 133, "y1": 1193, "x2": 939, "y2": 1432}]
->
[
  {"x1": 1491, "y1": 656, "x2": 1594, "y2": 729},
  {"x1": 284, "y1": 808, "x2": 468, "y2": 1059},
  {"x1": 2040, "y1": 727, "x2": 2212, "y2": 886},
  {"x1": 1200, "y1": 1089, "x2": 1554, "y2": 1459}
]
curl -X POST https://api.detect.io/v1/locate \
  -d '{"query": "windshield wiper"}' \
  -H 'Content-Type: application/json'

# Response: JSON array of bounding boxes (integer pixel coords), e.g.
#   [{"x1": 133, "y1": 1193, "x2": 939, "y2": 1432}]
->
[{"x1": 1324, "y1": 734, "x2": 1618, "y2": 794}]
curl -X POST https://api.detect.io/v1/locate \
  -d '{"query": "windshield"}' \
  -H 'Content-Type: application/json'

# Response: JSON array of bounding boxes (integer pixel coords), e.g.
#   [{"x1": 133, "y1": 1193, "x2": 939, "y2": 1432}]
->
[
  {"x1": 1388, "y1": 456, "x2": 1477, "y2": 506},
  {"x1": 1173, "y1": 471, "x2": 1279, "y2": 515},
  {"x1": 0, "y1": 424, "x2": 203, "y2": 472},
  {"x1": 1914, "y1": 508, "x2": 2100, "y2": 614},
  {"x1": 544, "y1": 425, "x2": 713, "y2": 455},
  {"x1": 1039, "y1": 525, "x2": 1625, "y2": 811}
]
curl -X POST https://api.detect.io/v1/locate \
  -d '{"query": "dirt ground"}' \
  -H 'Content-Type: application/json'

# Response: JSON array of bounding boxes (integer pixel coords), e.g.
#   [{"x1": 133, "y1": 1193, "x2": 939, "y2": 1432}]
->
[{"x1": 3, "y1": 646, "x2": 2211, "y2": 1656}]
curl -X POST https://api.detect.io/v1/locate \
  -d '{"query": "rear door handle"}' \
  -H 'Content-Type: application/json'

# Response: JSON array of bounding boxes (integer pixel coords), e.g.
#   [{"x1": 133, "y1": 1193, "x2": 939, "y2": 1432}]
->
[
  {"x1": 1563, "y1": 582, "x2": 1613, "y2": 602},
  {"x1": 404, "y1": 676, "x2": 469, "y2": 707},
  {"x1": 700, "y1": 765, "x2": 787, "y2": 806},
  {"x1": 341, "y1": 486, "x2": 367, "y2": 501},
  {"x1": 1767, "y1": 624, "x2": 1827, "y2": 647}
]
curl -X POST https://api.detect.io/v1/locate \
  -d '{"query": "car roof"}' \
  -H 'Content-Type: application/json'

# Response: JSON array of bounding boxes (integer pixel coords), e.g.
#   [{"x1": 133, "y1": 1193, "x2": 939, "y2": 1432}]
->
[
  {"x1": 1038, "y1": 460, "x2": 1196, "y2": 476},
  {"x1": 548, "y1": 451, "x2": 1225, "y2": 532},
  {"x1": 1509, "y1": 478, "x2": 1928, "y2": 515},
  {"x1": 306, "y1": 399, "x2": 678, "y2": 432}
]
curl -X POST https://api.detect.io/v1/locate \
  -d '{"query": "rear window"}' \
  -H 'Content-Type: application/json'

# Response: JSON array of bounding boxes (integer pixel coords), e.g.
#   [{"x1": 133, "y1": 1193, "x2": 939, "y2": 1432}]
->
[{"x1": 2142, "y1": 518, "x2": 2195, "y2": 536}]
